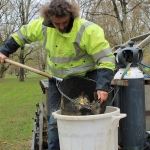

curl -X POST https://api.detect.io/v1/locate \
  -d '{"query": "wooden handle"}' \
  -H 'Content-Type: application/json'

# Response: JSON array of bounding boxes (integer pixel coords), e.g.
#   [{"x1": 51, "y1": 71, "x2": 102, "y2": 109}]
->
[{"x1": 5, "y1": 58, "x2": 53, "y2": 79}]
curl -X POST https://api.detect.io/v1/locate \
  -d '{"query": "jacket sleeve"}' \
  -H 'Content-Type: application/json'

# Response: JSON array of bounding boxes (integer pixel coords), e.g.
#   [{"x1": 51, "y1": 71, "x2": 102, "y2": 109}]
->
[
  {"x1": 0, "y1": 17, "x2": 44, "y2": 57},
  {"x1": 0, "y1": 37, "x2": 20, "y2": 57},
  {"x1": 83, "y1": 23, "x2": 115, "y2": 71},
  {"x1": 82, "y1": 23, "x2": 115, "y2": 92},
  {"x1": 96, "y1": 68, "x2": 114, "y2": 92},
  {"x1": 12, "y1": 17, "x2": 44, "y2": 47}
]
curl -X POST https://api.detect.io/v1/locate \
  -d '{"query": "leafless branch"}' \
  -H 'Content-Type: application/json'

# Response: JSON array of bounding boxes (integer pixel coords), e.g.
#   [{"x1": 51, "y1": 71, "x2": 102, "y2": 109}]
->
[
  {"x1": 126, "y1": 2, "x2": 142, "y2": 14},
  {"x1": 84, "y1": 11, "x2": 117, "y2": 18}
]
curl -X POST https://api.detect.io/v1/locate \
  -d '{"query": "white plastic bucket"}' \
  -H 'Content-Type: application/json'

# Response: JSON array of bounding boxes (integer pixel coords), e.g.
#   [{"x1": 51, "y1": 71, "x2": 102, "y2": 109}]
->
[{"x1": 52, "y1": 106, "x2": 126, "y2": 150}]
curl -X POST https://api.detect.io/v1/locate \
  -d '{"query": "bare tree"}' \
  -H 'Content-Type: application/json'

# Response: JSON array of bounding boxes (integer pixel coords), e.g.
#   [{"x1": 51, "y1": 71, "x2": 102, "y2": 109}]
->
[
  {"x1": 78, "y1": 0, "x2": 148, "y2": 45},
  {"x1": 0, "y1": 0, "x2": 47, "y2": 79},
  {"x1": 9, "y1": 0, "x2": 44, "y2": 81},
  {"x1": 0, "y1": 0, "x2": 16, "y2": 78}
]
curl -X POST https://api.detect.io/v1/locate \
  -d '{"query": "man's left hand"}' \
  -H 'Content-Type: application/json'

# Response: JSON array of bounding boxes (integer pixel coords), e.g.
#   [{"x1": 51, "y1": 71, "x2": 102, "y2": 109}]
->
[{"x1": 97, "y1": 90, "x2": 108, "y2": 103}]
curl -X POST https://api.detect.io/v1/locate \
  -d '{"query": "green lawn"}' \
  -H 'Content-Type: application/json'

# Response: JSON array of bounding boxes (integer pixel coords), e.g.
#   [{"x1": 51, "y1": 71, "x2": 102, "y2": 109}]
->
[{"x1": 0, "y1": 73, "x2": 47, "y2": 150}]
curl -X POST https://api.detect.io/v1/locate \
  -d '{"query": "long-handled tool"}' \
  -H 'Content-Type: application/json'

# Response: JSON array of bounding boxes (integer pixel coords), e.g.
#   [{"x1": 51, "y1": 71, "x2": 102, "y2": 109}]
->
[
  {"x1": 5, "y1": 58, "x2": 63, "y2": 81},
  {"x1": 4, "y1": 58, "x2": 93, "y2": 109},
  {"x1": 5, "y1": 58, "x2": 113, "y2": 112}
]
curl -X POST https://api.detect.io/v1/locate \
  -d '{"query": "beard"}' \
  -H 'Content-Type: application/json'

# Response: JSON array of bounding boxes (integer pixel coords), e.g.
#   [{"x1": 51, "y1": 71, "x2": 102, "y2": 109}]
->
[{"x1": 58, "y1": 27, "x2": 67, "y2": 33}]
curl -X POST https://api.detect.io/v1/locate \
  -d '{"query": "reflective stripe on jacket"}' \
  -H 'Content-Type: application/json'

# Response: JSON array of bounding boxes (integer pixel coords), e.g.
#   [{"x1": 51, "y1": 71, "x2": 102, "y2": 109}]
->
[{"x1": 12, "y1": 17, "x2": 115, "y2": 78}]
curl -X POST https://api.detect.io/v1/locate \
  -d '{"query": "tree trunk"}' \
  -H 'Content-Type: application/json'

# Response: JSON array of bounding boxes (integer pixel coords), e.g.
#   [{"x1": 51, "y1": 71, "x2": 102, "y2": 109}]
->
[
  {"x1": 0, "y1": 65, "x2": 6, "y2": 78},
  {"x1": 111, "y1": 0, "x2": 127, "y2": 43},
  {"x1": 0, "y1": 64, "x2": 10, "y2": 78},
  {"x1": 19, "y1": 48, "x2": 25, "y2": 82}
]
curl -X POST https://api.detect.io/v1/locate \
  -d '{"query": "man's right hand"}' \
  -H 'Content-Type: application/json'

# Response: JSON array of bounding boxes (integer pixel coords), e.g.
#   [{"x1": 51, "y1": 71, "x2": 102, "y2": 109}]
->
[{"x1": 0, "y1": 52, "x2": 7, "y2": 63}]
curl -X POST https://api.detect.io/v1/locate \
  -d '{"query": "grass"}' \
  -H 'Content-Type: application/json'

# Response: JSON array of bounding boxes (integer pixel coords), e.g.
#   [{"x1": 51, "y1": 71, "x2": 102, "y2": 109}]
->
[{"x1": 0, "y1": 73, "x2": 47, "y2": 150}]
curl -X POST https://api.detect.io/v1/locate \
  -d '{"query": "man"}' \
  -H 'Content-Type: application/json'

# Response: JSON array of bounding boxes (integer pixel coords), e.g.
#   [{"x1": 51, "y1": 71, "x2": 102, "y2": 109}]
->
[{"x1": 0, "y1": 0, "x2": 115, "y2": 149}]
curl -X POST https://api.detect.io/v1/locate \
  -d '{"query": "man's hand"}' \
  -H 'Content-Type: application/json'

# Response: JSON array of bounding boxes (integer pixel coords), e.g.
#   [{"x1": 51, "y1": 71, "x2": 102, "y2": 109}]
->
[
  {"x1": 97, "y1": 90, "x2": 108, "y2": 103},
  {"x1": 0, "y1": 52, "x2": 7, "y2": 63}
]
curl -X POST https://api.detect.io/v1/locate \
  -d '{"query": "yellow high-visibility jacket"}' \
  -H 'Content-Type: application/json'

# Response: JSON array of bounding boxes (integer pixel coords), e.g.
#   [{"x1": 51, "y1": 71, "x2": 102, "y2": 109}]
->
[{"x1": 12, "y1": 17, "x2": 115, "y2": 78}]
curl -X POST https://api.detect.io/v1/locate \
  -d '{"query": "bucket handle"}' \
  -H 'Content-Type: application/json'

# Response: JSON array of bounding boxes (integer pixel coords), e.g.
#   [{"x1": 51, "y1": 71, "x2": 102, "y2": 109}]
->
[
  {"x1": 112, "y1": 113, "x2": 127, "y2": 121},
  {"x1": 111, "y1": 113, "x2": 127, "y2": 128}
]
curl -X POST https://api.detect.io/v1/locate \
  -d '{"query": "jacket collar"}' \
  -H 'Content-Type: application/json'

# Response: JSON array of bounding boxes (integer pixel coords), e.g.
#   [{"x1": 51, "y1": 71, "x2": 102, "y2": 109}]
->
[{"x1": 42, "y1": 17, "x2": 74, "y2": 33}]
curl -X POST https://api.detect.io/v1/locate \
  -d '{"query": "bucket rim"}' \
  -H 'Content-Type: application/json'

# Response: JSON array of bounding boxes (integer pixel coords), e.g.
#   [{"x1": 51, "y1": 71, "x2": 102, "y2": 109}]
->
[{"x1": 52, "y1": 106, "x2": 120, "y2": 120}]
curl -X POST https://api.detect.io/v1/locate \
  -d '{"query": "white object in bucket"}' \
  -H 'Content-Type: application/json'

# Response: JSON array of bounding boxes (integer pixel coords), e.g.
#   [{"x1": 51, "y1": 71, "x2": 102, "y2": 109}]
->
[{"x1": 53, "y1": 106, "x2": 126, "y2": 150}]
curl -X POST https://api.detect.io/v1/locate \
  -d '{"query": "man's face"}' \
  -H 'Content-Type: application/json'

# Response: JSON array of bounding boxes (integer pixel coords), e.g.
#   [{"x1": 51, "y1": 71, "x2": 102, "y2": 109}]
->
[{"x1": 51, "y1": 16, "x2": 70, "y2": 33}]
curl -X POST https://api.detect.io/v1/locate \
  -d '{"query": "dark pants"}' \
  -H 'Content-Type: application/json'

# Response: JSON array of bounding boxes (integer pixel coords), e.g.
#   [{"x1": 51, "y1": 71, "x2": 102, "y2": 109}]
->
[
  {"x1": 48, "y1": 70, "x2": 97, "y2": 150},
  {"x1": 48, "y1": 79, "x2": 61, "y2": 150}
]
